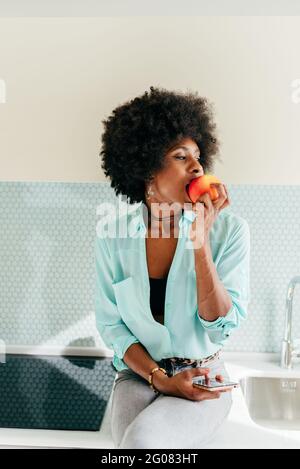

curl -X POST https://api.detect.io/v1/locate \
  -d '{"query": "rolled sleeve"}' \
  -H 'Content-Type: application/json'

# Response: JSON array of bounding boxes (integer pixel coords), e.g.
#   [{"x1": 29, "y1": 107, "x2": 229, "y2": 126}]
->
[
  {"x1": 94, "y1": 234, "x2": 139, "y2": 360},
  {"x1": 197, "y1": 218, "x2": 251, "y2": 345}
]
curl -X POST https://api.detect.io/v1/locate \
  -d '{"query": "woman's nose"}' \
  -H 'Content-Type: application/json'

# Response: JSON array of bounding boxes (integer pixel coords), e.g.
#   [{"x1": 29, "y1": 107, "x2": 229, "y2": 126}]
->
[
  {"x1": 189, "y1": 157, "x2": 204, "y2": 176},
  {"x1": 192, "y1": 167, "x2": 204, "y2": 176}
]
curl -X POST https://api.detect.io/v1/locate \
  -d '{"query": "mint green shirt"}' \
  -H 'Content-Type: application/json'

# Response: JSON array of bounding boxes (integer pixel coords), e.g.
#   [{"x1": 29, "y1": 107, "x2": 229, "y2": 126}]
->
[{"x1": 94, "y1": 204, "x2": 250, "y2": 372}]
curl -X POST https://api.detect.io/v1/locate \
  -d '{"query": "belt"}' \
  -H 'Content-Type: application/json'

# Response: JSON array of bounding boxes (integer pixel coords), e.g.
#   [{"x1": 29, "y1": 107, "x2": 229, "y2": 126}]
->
[{"x1": 159, "y1": 350, "x2": 221, "y2": 377}]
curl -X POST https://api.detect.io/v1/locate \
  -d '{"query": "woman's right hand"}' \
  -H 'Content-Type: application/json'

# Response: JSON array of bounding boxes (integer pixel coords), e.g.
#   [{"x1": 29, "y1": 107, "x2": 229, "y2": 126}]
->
[{"x1": 155, "y1": 367, "x2": 228, "y2": 401}]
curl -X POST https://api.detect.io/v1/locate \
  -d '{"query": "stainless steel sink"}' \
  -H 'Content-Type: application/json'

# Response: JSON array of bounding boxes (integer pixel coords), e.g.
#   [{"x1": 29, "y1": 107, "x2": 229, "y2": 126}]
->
[{"x1": 240, "y1": 376, "x2": 300, "y2": 430}]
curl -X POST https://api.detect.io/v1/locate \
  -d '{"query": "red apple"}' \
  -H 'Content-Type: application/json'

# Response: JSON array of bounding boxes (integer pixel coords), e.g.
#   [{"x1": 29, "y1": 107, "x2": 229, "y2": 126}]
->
[{"x1": 187, "y1": 174, "x2": 221, "y2": 203}]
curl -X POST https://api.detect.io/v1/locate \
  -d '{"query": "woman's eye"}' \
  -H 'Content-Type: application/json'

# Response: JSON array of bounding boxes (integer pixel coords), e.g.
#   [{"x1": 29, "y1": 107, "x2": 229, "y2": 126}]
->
[{"x1": 175, "y1": 155, "x2": 201, "y2": 161}]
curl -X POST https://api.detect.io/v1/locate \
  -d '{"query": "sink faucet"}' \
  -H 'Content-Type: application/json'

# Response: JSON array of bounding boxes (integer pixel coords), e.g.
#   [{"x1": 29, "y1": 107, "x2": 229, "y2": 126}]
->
[{"x1": 281, "y1": 276, "x2": 300, "y2": 369}]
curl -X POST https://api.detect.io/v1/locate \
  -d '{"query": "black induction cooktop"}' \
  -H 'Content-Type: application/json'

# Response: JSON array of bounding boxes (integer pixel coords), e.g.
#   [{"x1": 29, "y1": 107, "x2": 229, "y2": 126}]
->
[{"x1": 0, "y1": 354, "x2": 116, "y2": 431}]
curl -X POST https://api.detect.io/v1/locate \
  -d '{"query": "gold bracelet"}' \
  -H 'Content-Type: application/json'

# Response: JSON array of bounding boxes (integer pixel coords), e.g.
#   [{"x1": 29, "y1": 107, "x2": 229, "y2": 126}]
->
[{"x1": 148, "y1": 367, "x2": 167, "y2": 394}]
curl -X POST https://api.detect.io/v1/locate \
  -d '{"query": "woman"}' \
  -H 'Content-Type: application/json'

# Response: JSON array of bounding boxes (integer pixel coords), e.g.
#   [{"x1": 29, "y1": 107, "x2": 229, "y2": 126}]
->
[{"x1": 95, "y1": 86, "x2": 250, "y2": 448}]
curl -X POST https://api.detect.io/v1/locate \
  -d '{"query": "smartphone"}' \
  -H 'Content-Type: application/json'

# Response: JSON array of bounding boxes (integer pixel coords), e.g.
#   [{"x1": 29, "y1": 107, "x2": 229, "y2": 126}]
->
[{"x1": 192, "y1": 376, "x2": 239, "y2": 392}]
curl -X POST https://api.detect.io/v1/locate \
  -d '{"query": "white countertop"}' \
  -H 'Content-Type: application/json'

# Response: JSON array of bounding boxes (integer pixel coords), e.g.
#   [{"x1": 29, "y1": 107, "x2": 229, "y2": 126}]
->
[{"x1": 1, "y1": 351, "x2": 300, "y2": 449}]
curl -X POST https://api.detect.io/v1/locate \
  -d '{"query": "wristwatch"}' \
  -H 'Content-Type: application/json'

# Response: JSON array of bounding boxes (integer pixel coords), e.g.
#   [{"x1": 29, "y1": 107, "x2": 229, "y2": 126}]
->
[{"x1": 148, "y1": 366, "x2": 167, "y2": 394}]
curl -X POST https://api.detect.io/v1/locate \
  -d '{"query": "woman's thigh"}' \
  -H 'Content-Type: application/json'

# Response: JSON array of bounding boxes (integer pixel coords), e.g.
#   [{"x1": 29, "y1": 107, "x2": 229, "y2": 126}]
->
[
  {"x1": 110, "y1": 368, "x2": 159, "y2": 448},
  {"x1": 119, "y1": 358, "x2": 233, "y2": 449}
]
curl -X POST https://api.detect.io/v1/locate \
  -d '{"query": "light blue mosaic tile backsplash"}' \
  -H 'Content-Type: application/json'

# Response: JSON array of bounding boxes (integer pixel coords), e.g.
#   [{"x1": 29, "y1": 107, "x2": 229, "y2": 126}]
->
[{"x1": 1, "y1": 181, "x2": 300, "y2": 353}]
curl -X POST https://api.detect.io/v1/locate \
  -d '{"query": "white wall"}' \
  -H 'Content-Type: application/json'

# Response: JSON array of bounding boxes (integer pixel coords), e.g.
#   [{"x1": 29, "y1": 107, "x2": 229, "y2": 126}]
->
[{"x1": 0, "y1": 16, "x2": 300, "y2": 184}]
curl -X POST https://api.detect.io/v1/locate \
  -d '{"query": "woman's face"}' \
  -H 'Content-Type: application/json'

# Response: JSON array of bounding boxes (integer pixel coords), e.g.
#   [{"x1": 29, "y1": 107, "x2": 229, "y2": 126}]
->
[{"x1": 145, "y1": 137, "x2": 204, "y2": 211}]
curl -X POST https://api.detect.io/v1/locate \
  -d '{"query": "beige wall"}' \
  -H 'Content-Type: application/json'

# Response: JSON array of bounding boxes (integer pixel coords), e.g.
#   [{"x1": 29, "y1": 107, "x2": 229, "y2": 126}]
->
[{"x1": 0, "y1": 16, "x2": 300, "y2": 184}]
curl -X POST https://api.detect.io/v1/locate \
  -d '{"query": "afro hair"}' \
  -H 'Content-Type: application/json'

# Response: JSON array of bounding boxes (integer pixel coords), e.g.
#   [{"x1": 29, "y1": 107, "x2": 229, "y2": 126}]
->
[{"x1": 99, "y1": 86, "x2": 221, "y2": 205}]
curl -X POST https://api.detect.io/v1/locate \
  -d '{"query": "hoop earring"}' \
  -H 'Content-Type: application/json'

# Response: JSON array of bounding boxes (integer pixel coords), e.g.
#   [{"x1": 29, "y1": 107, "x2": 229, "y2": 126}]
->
[{"x1": 146, "y1": 184, "x2": 155, "y2": 200}]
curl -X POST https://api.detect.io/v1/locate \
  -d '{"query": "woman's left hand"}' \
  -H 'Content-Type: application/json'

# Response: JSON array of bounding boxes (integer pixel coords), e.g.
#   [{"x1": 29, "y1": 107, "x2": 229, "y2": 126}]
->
[{"x1": 190, "y1": 183, "x2": 230, "y2": 248}]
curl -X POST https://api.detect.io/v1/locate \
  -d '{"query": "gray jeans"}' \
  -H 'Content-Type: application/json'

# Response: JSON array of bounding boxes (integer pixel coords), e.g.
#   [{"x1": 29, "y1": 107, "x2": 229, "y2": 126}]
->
[{"x1": 110, "y1": 353, "x2": 233, "y2": 449}]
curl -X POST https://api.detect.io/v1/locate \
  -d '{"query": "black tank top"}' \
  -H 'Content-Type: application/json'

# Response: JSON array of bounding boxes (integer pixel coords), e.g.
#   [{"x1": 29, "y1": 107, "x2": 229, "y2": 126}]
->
[{"x1": 149, "y1": 276, "x2": 167, "y2": 318}]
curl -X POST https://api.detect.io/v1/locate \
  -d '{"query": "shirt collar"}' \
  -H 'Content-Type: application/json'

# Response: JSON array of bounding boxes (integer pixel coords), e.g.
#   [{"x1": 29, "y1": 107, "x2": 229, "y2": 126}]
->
[{"x1": 129, "y1": 203, "x2": 197, "y2": 237}]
